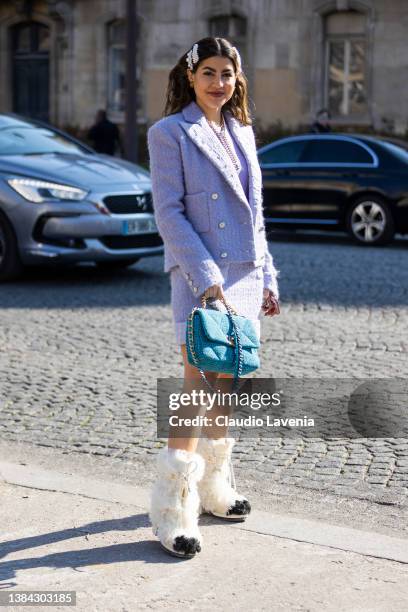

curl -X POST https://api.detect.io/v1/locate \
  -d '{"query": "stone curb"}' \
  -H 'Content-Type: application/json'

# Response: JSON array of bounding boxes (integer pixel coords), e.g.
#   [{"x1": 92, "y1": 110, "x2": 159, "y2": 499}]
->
[{"x1": 1, "y1": 460, "x2": 407, "y2": 565}]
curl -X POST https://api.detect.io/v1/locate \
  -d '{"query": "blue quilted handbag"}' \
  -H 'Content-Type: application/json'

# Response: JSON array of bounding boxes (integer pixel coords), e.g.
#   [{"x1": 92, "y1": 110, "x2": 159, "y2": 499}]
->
[{"x1": 186, "y1": 296, "x2": 260, "y2": 392}]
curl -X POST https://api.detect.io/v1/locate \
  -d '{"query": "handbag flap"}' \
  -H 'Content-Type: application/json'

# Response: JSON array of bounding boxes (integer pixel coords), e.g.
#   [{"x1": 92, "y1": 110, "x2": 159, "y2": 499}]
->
[{"x1": 194, "y1": 309, "x2": 260, "y2": 349}]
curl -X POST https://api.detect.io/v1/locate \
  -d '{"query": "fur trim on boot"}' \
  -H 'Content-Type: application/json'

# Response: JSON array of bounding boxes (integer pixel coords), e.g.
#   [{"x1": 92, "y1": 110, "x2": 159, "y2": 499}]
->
[
  {"x1": 149, "y1": 447, "x2": 205, "y2": 558},
  {"x1": 196, "y1": 437, "x2": 251, "y2": 521}
]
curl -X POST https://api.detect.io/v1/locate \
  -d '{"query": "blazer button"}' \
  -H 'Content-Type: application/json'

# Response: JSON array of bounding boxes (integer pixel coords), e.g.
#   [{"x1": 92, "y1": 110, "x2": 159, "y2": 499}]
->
[
  {"x1": 218, "y1": 221, "x2": 226, "y2": 229},
  {"x1": 211, "y1": 193, "x2": 219, "y2": 200},
  {"x1": 220, "y1": 252, "x2": 228, "y2": 258},
  {"x1": 193, "y1": 287, "x2": 198, "y2": 293}
]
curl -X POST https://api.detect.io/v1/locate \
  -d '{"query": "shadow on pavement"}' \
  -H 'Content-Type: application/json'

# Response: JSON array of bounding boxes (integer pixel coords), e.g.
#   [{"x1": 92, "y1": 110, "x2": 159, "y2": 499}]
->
[
  {"x1": 0, "y1": 511, "x2": 220, "y2": 583},
  {"x1": 0, "y1": 262, "x2": 170, "y2": 309},
  {"x1": 0, "y1": 232, "x2": 407, "y2": 309},
  {"x1": 268, "y1": 230, "x2": 408, "y2": 308},
  {"x1": 267, "y1": 229, "x2": 408, "y2": 250}
]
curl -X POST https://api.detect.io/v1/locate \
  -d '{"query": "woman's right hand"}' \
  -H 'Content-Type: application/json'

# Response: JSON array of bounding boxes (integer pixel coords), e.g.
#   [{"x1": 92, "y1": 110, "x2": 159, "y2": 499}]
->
[{"x1": 202, "y1": 284, "x2": 224, "y2": 301}]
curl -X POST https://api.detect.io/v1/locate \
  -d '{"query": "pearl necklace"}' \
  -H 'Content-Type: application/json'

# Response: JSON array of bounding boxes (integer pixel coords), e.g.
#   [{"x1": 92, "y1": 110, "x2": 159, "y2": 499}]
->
[{"x1": 206, "y1": 114, "x2": 241, "y2": 173}]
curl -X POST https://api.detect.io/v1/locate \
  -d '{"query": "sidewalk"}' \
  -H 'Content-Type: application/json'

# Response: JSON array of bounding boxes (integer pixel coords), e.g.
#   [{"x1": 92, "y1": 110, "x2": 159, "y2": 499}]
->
[{"x1": 1, "y1": 443, "x2": 408, "y2": 612}]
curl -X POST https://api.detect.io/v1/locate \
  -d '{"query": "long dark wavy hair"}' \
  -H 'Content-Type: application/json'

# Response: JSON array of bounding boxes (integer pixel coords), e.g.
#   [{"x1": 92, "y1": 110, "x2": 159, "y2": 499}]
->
[{"x1": 163, "y1": 37, "x2": 252, "y2": 126}]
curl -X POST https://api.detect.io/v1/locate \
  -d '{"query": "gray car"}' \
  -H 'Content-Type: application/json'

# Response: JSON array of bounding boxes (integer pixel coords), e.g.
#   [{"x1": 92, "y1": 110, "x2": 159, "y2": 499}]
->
[{"x1": 0, "y1": 114, "x2": 163, "y2": 280}]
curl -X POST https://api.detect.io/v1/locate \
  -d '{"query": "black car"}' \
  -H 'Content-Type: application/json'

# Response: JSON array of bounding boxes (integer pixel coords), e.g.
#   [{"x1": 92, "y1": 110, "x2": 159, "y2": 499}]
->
[{"x1": 258, "y1": 134, "x2": 408, "y2": 245}]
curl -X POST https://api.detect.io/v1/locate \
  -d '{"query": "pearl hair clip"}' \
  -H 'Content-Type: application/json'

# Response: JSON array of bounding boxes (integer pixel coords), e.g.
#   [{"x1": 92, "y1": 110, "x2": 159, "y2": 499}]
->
[
  {"x1": 186, "y1": 43, "x2": 199, "y2": 71},
  {"x1": 186, "y1": 43, "x2": 242, "y2": 74}
]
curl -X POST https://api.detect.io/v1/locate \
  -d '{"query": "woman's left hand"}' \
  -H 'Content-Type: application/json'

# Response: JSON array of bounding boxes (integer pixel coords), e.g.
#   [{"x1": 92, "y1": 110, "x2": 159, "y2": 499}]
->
[{"x1": 262, "y1": 288, "x2": 280, "y2": 316}]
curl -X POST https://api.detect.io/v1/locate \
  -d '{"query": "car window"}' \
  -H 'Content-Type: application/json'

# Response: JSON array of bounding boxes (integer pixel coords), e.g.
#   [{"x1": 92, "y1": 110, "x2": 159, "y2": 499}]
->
[
  {"x1": 301, "y1": 139, "x2": 373, "y2": 164},
  {"x1": 258, "y1": 140, "x2": 307, "y2": 164},
  {"x1": 0, "y1": 126, "x2": 88, "y2": 156}
]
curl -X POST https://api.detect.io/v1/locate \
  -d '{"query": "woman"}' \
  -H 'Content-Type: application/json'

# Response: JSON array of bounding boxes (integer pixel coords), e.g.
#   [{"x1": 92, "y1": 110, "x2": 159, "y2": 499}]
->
[{"x1": 147, "y1": 37, "x2": 280, "y2": 558}]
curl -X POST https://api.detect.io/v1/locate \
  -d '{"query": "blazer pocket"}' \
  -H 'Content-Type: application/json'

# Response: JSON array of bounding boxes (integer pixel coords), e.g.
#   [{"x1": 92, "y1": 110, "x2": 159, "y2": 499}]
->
[{"x1": 184, "y1": 191, "x2": 210, "y2": 233}]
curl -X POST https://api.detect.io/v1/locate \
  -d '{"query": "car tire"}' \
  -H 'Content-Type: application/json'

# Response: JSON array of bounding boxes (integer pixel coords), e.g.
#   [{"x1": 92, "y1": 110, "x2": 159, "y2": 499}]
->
[
  {"x1": 346, "y1": 196, "x2": 395, "y2": 246},
  {"x1": 0, "y1": 212, "x2": 23, "y2": 281},
  {"x1": 96, "y1": 258, "x2": 140, "y2": 269}
]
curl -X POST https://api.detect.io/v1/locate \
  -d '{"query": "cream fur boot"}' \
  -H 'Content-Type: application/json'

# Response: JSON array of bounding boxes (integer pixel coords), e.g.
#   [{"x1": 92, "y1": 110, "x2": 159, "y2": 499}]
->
[
  {"x1": 196, "y1": 437, "x2": 251, "y2": 521},
  {"x1": 149, "y1": 446, "x2": 205, "y2": 558}
]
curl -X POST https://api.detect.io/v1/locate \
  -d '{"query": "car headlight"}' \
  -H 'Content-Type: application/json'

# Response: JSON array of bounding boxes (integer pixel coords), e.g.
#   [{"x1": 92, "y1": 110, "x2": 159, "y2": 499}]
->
[{"x1": 7, "y1": 178, "x2": 88, "y2": 202}]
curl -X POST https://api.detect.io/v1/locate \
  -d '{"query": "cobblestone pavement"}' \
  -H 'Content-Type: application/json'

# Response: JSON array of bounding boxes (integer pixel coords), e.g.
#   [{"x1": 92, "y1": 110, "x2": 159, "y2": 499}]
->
[{"x1": 0, "y1": 231, "x2": 408, "y2": 504}]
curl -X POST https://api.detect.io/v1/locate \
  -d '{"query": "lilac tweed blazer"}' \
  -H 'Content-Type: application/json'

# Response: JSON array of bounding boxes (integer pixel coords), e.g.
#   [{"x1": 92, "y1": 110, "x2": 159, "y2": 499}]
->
[{"x1": 147, "y1": 100, "x2": 279, "y2": 298}]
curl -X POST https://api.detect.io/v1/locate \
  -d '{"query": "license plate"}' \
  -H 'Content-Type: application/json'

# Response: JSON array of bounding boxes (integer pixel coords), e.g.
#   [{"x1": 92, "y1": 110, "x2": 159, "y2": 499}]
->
[{"x1": 122, "y1": 217, "x2": 157, "y2": 235}]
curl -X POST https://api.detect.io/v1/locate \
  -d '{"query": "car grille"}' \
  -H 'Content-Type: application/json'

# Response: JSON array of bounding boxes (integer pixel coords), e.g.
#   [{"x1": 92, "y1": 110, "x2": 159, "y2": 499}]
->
[
  {"x1": 103, "y1": 192, "x2": 153, "y2": 214},
  {"x1": 100, "y1": 233, "x2": 163, "y2": 250}
]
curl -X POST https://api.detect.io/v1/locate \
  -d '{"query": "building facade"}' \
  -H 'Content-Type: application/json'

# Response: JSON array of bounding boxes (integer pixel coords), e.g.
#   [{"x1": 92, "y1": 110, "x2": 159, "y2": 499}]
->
[{"x1": 0, "y1": 0, "x2": 407, "y2": 135}]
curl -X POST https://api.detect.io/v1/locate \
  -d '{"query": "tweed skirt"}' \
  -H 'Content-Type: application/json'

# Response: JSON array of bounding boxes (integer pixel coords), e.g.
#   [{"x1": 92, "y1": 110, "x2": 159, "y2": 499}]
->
[{"x1": 170, "y1": 262, "x2": 264, "y2": 345}]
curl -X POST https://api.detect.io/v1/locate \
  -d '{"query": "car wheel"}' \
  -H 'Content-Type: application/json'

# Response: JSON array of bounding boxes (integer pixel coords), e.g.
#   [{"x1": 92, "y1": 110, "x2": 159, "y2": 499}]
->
[
  {"x1": 346, "y1": 197, "x2": 395, "y2": 246},
  {"x1": 96, "y1": 258, "x2": 140, "y2": 269},
  {"x1": 0, "y1": 213, "x2": 23, "y2": 281}
]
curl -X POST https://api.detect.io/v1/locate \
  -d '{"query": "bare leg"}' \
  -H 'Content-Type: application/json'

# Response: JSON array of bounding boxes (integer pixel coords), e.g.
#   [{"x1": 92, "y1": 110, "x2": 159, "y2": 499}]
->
[
  {"x1": 167, "y1": 344, "x2": 218, "y2": 453},
  {"x1": 200, "y1": 372, "x2": 234, "y2": 440}
]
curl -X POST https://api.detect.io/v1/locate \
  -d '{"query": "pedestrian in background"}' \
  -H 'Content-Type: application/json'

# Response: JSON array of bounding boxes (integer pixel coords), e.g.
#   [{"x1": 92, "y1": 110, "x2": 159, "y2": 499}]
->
[
  {"x1": 147, "y1": 36, "x2": 280, "y2": 558},
  {"x1": 311, "y1": 108, "x2": 332, "y2": 133},
  {"x1": 87, "y1": 109, "x2": 122, "y2": 156}
]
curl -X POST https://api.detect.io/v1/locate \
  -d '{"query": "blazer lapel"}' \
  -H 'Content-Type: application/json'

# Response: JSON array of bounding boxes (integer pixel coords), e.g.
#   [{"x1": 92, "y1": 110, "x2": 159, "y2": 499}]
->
[
  {"x1": 180, "y1": 101, "x2": 251, "y2": 210},
  {"x1": 224, "y1": 111, "x2": 262, "y2": 212}
]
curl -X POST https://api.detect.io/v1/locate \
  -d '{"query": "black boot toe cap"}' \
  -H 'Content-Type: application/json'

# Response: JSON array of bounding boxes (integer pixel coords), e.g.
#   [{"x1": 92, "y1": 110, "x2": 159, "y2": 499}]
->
[
  {"x1": 226, "y1": 499, "x2": 251, "y2": 516},
  {"x1": 173, "y1": 535, "x2": 201, "y2": 555}
]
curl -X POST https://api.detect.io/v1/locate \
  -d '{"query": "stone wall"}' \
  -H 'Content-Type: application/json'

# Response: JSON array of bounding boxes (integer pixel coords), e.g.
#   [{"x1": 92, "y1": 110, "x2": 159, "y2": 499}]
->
[{"x1": 0, "y1": 0, "x2": 406, "y2": 135}]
